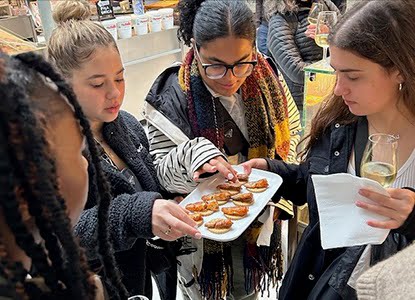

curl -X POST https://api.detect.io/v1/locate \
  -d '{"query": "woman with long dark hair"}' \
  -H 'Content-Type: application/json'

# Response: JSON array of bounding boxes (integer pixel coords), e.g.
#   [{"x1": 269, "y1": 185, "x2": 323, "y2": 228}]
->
[{"x1": 243, "y1": 1, "x2": 415, "y2": 299}]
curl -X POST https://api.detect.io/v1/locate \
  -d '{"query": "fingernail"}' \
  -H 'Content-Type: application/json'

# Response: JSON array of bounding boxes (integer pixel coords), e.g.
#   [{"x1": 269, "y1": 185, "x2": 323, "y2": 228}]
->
[
  {"x1": 194, "y1": 232, "x2": 202, "y2": 239},
  {"x1": 193, "y1": 176, "x2": 198, "y2": 181},
  {"x1": 228, "y1": 173, "x2": 234, "y2": 180},
  {"x1": 359, "y1": 189, "x2": 368, "y2": 196}
]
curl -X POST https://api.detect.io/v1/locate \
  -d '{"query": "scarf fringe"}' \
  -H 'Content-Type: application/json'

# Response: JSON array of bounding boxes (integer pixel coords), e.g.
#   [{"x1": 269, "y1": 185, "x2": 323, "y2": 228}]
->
[
  {"x1": 198, "y1": 241, "x2": 233, "y2": 299},
  {"x1": 244, "y1": 221, "x2": 283, "y2": 296}
]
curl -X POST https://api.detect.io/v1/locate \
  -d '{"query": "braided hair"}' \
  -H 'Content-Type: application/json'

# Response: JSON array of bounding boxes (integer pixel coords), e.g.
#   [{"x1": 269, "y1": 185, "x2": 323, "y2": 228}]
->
[
  {"x1": 0, "y1": 52, "x2": 128, "y2": 299},
  {"x1": 177, "y1": 0, "x2": 256, "y2": 47}
]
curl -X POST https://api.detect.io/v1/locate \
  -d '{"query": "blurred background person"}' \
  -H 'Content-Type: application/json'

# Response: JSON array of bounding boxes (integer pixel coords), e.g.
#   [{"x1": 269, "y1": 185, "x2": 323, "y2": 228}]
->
[
  {"x1": 266, "y1": 0, "x2": 339, "y2": 116},
  {"x1": 256, "y1": 0, "x2": 270, "y2": 56}
]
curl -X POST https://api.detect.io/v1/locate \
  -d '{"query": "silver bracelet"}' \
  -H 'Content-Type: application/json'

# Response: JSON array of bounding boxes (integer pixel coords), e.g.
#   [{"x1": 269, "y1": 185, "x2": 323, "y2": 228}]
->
[{"x1": 146, "y1": 240, "x2": 165, "y2": 250}]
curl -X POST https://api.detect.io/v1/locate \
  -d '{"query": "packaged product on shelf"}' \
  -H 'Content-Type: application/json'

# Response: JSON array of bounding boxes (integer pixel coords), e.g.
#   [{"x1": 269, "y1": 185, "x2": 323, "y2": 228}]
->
[
  {"x1": 146, "y1": 10, "x2": 161, "y2": 32},
  {"x1": 101, "y1": 18, "x2": 118, "y2": 40},
  {"x1": 116, "y1": 15, "x2": 132, "y2": 39},
  {"x1": 159, "y1": 8, "x2": 173, "y2": 30},
  {"x1": 134, "y1": 14, "x2": 148, "y2": 35},
  {"x1": 133, "y1": 0, "x2": 145, "y2": 15}
]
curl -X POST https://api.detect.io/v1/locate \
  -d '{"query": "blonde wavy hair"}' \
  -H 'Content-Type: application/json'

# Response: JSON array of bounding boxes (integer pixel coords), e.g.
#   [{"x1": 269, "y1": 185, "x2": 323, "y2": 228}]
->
[{"x1": 48, "y1": 0, "x2": 118, "y2": 78}]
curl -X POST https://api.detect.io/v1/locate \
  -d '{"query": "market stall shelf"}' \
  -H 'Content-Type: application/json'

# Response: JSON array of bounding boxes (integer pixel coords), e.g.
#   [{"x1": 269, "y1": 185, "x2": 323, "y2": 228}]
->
[{"x1": 0, "y1": 28, "x2": 43, "y2": 55}]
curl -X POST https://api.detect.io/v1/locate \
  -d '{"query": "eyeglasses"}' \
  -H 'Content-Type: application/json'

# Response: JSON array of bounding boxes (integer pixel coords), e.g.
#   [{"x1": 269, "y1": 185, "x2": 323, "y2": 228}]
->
[{"x1": 193, "y1": 43, "x2": 257, "y2": 80}]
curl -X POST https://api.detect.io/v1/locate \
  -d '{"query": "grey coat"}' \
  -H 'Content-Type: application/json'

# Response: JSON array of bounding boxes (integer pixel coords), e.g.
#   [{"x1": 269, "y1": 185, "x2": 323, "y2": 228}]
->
[{"x1": 75, "y1": 111, "x2": 161, "y2": 253}]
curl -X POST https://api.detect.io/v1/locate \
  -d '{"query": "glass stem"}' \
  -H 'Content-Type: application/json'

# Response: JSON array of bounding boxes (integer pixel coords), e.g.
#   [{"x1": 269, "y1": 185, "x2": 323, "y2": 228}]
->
[{"x1": 323, "y1": 47, "x2": 328, "y2": 61}]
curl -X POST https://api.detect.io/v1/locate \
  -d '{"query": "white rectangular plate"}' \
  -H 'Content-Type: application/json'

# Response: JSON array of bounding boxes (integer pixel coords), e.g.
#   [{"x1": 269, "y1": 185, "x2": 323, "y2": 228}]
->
[{"x1": 180, "y1": 165, "x2": 283, "y2": 242}]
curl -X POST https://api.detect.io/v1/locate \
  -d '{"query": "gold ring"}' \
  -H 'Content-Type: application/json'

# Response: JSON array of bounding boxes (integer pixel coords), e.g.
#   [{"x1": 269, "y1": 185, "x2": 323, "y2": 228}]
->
[{"x1": 164, "y1": 225, "x2": 172, "y2": 236}]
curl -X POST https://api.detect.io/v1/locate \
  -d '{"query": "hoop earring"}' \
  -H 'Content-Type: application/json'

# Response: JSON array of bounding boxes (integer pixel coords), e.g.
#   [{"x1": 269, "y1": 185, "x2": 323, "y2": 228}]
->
[{"x1": 399, "y1": 83, "x2": 403, "y2": 91}]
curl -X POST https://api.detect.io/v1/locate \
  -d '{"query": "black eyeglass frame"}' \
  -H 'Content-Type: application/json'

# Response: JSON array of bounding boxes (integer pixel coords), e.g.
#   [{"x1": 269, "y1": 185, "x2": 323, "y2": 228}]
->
[{"x1": 193, "y1": 42, "x2": 258, "y2": 80}]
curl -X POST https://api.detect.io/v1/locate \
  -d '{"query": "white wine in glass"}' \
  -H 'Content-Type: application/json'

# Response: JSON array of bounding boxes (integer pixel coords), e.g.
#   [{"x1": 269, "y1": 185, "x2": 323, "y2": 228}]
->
[
  {"x1": 308, "y1": 2, "x2": 324, "y2": 24},
  {"x1": 315, "y1": 33, "x2": 329, "y2": 47},
  {"x1": 360, "y1": 133, "x2": 398, "y2": 187},
  {"x1": 315, "y1": 11, "x2": 338, "y2": 61}
]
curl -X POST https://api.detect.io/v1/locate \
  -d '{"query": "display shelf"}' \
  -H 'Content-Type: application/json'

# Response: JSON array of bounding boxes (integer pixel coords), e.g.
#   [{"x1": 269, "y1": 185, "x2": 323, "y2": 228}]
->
[{"x1": 0, "y1": 27, "x2": 43, "y2": 54}]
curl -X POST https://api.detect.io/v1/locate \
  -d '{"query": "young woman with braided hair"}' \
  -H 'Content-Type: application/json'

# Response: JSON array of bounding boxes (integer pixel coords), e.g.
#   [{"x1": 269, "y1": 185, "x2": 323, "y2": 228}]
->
[
  {"x1": 47, "y1": 1, "x2": 201, "y2": 298},
  {"x1": 0, "y1": 51, "x2": 127, "y2": 299},
  {"x1": 143, "y1": 1, "x2": 302, "y2": 299}
]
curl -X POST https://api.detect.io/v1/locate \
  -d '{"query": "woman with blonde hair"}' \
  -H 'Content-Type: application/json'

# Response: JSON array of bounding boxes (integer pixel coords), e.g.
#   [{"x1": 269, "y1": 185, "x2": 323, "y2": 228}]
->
[{"x1": 47, "y1": 1, "x2": 200, "y2": 298}]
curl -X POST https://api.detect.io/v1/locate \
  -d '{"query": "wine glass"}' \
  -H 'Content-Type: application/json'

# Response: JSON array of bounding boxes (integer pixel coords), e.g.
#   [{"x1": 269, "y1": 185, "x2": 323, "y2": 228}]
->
[
  {"x1": 360, "y1": 133, "x2": 398, "y2": 188},
  {"x1": 315, "y1": 11, "x2": 338, "y2": 62},
  {"x1": 308, "y1": 2, "x2": 324, "y2": 24}
]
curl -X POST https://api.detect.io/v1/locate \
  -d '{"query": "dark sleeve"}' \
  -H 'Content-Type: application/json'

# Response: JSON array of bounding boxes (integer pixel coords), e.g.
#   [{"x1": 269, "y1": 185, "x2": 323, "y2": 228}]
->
[
  {"x1": 0, "y1": 275, "x2": 16, "y2": 299},
  {"x1": 325, "y1": 0, "x2": 344, "y2": 12},
  {"x1": 74, "y1": 191, "x2": 161, "y2": 259},
  {"x1": 255, "y1": 0, "x2": 264, "y2": 26},
  {"x1": 265, "y1": 158, "x2": 308, "y2": 206},
  {"x1": 394, "y1": 187, "x2": 415, "y2": 241},
  {"x1": 267, "y1": 14, "x2": 306, "y2": 85}
]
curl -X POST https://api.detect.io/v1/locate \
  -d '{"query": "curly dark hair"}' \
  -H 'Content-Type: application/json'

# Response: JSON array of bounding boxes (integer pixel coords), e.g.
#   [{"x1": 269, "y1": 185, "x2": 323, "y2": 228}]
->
[
  {"x1": 0, "y1": 52, "x2": 128, "y2": 300},
  {"x1": 177, "y1": 0, "x2": 256, "y2": 48}
]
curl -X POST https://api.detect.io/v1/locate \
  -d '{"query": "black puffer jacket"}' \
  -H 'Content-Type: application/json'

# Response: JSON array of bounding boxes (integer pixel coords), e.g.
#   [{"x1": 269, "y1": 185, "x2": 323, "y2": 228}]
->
[
  {"x1": 267, "y1": 0, "x2": 339, "y2": 112},
  {"x1": 267, "y1": 117, "x2": 415, "y2": 299}
]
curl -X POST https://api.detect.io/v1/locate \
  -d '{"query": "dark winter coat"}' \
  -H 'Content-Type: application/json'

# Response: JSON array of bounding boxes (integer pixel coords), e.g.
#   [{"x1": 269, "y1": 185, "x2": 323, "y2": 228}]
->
[
  {"x1": 74, "y1": 111, "x2": 162, "y2": 297},
  {"x1": 267, "y1": 117, "x2": 415, "y2": 299}
]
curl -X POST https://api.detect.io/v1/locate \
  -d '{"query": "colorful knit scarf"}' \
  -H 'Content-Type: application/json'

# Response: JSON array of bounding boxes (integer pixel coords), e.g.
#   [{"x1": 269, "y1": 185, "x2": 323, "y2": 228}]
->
[
  {"x1": 178, "y1": 50, "x2": 290, "y2": 298},
  {"x1": 179, "y1": 49, "x2": 291, "y2": 161}
]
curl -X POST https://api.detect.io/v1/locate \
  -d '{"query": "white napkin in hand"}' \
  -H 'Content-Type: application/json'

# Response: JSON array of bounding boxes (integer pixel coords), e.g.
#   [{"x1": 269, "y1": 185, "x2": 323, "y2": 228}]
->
[
  {"x1": 312, "y1": 173, "x2": 390, "y2": 250},
  {"x1": 257, "y1": 202, "x2": 276, "y2": 246}
]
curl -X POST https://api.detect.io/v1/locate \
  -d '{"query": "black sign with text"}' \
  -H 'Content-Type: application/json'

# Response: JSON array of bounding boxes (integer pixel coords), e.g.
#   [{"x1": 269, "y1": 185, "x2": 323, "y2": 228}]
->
[{"x1": 96, "y1": 0, "x2": 115, "y2": 21}]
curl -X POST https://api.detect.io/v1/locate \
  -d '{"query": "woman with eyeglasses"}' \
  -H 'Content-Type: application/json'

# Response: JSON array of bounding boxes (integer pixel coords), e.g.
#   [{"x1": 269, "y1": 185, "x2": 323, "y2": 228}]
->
[{"x1": 143, "y1": 0, "x2": 301, "y2": 299}]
